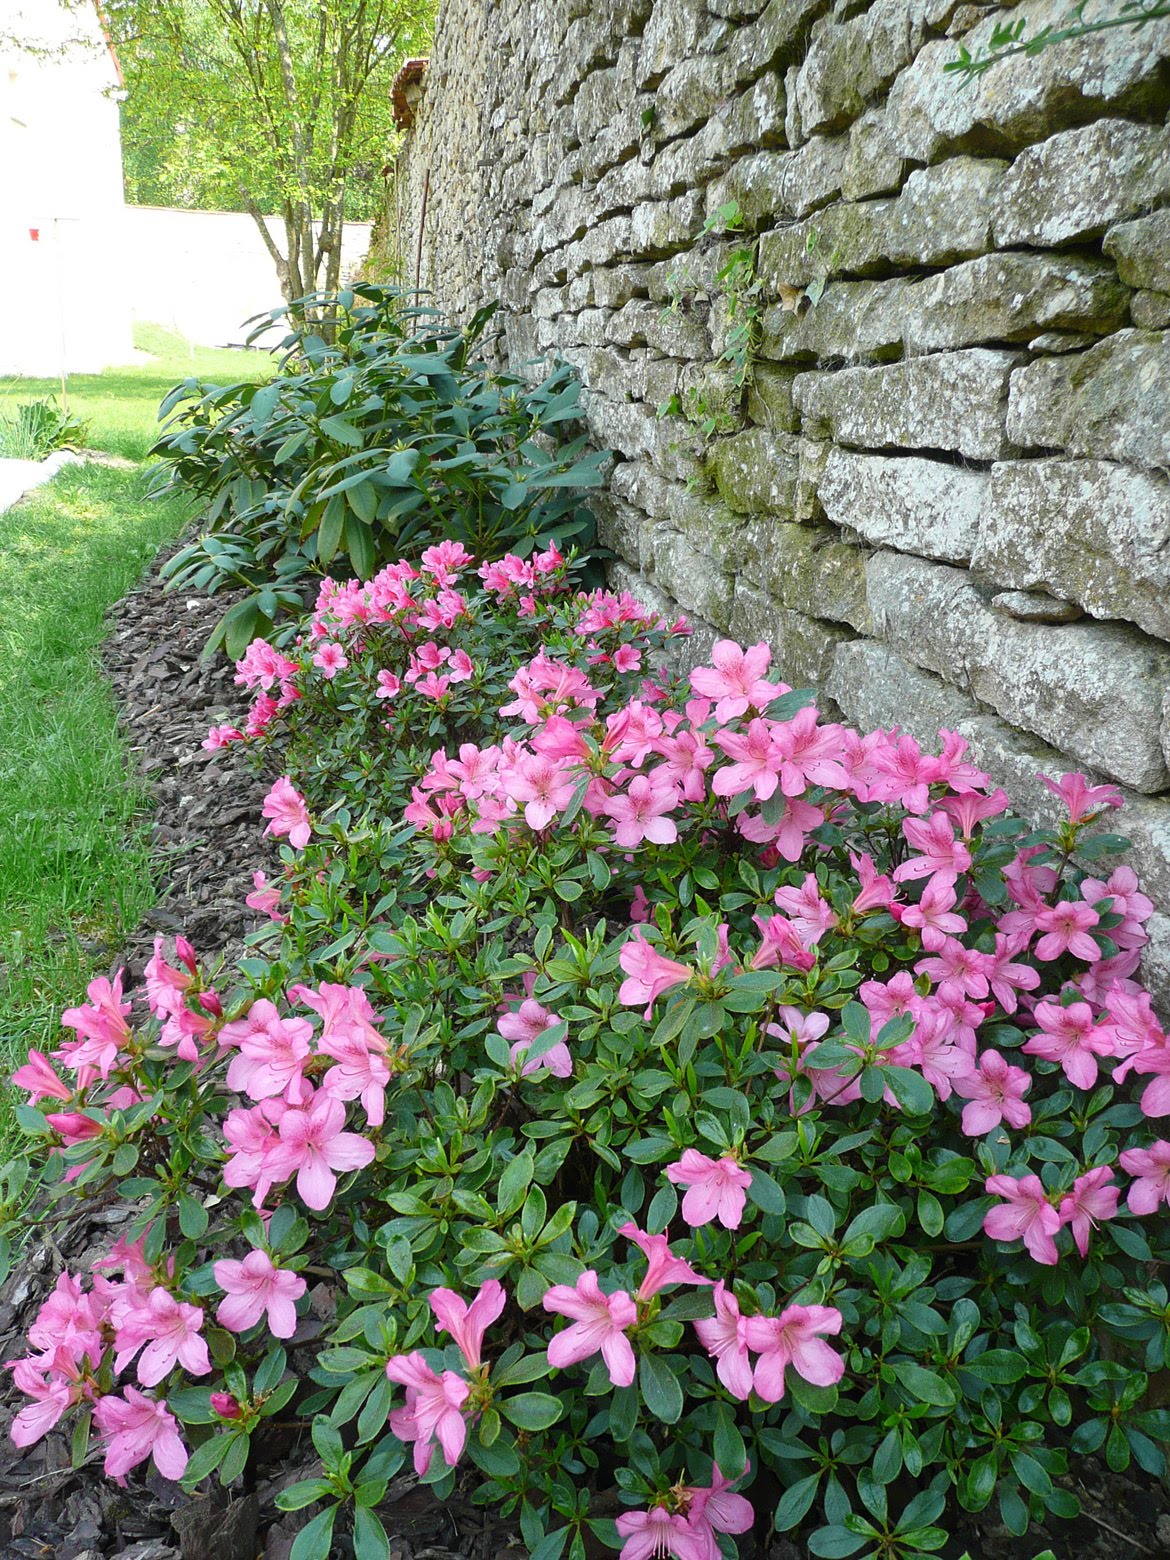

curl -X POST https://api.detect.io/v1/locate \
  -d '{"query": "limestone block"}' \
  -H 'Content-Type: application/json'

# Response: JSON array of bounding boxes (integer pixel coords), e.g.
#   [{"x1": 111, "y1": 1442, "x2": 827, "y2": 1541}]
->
[
  {"x1": 993, "y1": 120, "x2": 1170, "y2": 247},
  {"x1": 887, "y1": 0, "x2": 1170, "y2": 162},
  {"x1": 1006, "y1": 331, "x2": 1170, "y2": 469},
  {"x1": 1104, "y1": 210, "x2": 1170, "y2": 295},
  {"x1": 704, "y1": 139, "x2": 846, "y2": 228},
  {"x1": 842, "y1": 109, "x2": 907, "y2": 201},
  {"x1": 866, "y1": 550, "x2": 1170, "y2": 791},
  {"x1": 654, "y1": 54, "x2": 733, "y2": 140},
  {"x1": 826, "y1": 638, "x2": 981, "y2": 742},
  {"x1": 729, "y1": 584, "x2": 854, "y2": 698},
  {"x1": 990, "y1": 591, "x2": 1084, "y2": 625},
  {"x1": 637, "y1": 0, "x2": 720, "y2": 87},
  {"x1": 631, "y1": 192, "x2": 704, "y2": 254},
  {"x1": 973, "y1": 460, "x2": 1170, "y2": 641},
  {"x1": 903, "y1": 254, "x2": 1128, "y2": 353},
  {"x1": 1133, "y1": 292, "x2": 1170, "y2": 331},
  {"x1": 760, "y1": 276, "x2": 910, "y2": 363},
  {"x1": 606, "y1": 299, "x2": 709, "y2": 357},
  {"x1": 593, "y1": 491, "x2": 655, "y2": 568},
  {"x1": 587, "y1": 395, "x2": 656, "y2": 460},
  {"x1": 793, "y1": 349, "x2": 1021, "y2": 459},
  {"x1": 1141, "y1": 913, "x2": 1170, "y2": 1017},
  {"x1": 747, "y1": 364, "x2": 802, "y2": 432},
  {"x1": 761, "y1": 156, "x2": 1005, "y2": 286},
  {"x1": 613, "y1": 461, "x2": 749, "y2": 571},
  {"x1": 651, "y1": 527, "x2": 735, "y2": 629},
  {"x1": 740, "y1": 518, "x2": 871, "y2": 630},
  {"x1": 706, "y1": 427, "x2": 801, "y2": 515},
  {"x1": 818, "y1": 449, "x2": 988, "y2": 563},
  {"x1": 725, "y1": 0, "x2": 832, "y2": 80},
  {"x1": 794, "y1": 0, "x2": 931, "y2": 138},
  {"x1": 592, "y1": 265, "x2": 655, "y2": 309}
]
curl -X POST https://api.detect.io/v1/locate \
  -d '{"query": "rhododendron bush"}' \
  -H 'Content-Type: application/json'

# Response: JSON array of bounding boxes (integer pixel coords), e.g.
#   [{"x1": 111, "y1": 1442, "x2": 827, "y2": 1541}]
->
[{"x1": 11, "y1": 543, "x2": 1170, "y2": 1560}]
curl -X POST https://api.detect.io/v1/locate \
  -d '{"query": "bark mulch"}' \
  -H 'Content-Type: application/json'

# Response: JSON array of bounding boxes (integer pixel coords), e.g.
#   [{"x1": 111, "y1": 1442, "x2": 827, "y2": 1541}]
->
[{"x1": 0, "y1": 544, "x2": 1165, "y2": 1560}]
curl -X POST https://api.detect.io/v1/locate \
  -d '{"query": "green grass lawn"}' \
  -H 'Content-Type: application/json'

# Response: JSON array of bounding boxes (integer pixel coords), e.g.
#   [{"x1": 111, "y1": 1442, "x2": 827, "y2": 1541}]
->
[
  {"x1": 0, "y1": 326, "x2": 269, "y2": 1149},
  {"x1": 0, "y1": 321, "x2": 273, "y2": 460}
]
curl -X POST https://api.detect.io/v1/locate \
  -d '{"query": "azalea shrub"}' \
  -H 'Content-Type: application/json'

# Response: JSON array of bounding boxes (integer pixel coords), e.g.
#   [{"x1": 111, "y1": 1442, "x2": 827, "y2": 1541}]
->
[
  {"x1": 9, "y1": 546, "x2": 1170, "y2": 1560},
  {"x1": 153, "y1": 285, "x2": 606, "y2": 658}
]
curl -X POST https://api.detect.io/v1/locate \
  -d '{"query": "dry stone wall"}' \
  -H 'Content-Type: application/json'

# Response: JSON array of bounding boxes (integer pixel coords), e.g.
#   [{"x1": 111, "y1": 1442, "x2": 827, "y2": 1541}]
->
[{"x1": 385, "y1": 0, "x2": 1170, "y2": 997}]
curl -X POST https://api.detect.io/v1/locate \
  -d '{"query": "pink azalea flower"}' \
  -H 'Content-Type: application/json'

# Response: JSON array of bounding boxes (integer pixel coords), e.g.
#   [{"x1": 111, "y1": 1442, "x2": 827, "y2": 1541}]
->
[
  {"x1": 985, "y1": 934, "x2": 1041, "y2": 1014},
  {"x1": 9, "y1": 1351, "x2": 85, "y2": 1448},
  {"x1": 385, "y1": 1352, "x2": 470, "y2": 1475},
  {"x1": 497, "y1": 999, "x2": 571, "y2": 1078},
  {"x1": 898, "y1": 876, "x2": 967, "y2": 952},
  {"x1": 952, "y1": 1049, "x2": 1032, "y2": 1136},
  {"x1": 617, "y1": 1223, "x2": 712, "y2": 1301},
  {"x1": 983, "y1": 1173, "x2": 1062, "y2": 1264},
  {"x1": 894, "y1": 812, "x2": 973, "y2": 882},
  {"x1": 687, "y1": 1465, "x2": 755, "y2": 1556},
  {"x1": 429, "y1": 1279, "x2": 506, "y2": 1369},
  {"x1": 223, "y1": 1001, "x2": 314, "y2": 1103},
  {"x1": 269, "y1": 1091, "x2": 376, "y2": 1210},
  {"x1": 261, "y1": 777, "x2": 312, "y2": 850},
  {"x1": 245, "y1": 870, "x2": 288, "y2": 923},
  {"x1": 692, "y1": 1281, "x2": 754, "y2": 1401},
  {"x1": 1033, "y1": 900, "x2": 1101, "y2": 962},
  {"x1": 375, "y1": 669, "x2": 401, "y2": 700},
  {"x1": 202, "y1": 723, "x2": 244, "y2": 750},
  {"x1": 1039, "y1": 771, "x2": 1124, "y2": 824},
  {"x1": 751, "y1": 914, "x2": 816, "y2": 973},
  {"x1": 711, "y1": 719, "x2": 785, "y2": 802},
  {"x1": 93, "y1": 1387, "x2": 188, "y2": 1483},
  {"x1": 745, "y1": 1304, "x2": 845, "y2": 1403},
  {"x1": 542, "y1": 1270, "x2": 637, "y2": 1386},
  {"x1": 1119, "y1": 1140, "x2": 1170, "y2": 1214},
  {"x1": 603, "y1": 773, "x2": 679, "y2": 848},
  {"x1": 615, "y1": 1507, "x2": 706, "y2": 1560},
  {"x1": 665, "y1": 1151, "x2": 752, "y2": 1230},
  {"x1": 113, "y1": 1287, "x2": 210, "y2": 1386},
  {"x1": 771, "y1": 707, "x2": 850, "y2": 795},
  {"x1": 222, "y1": 1099, "x2": 287, "y2": 1209},
  {"x1": 210, "y1": 1392, "x2": 242, "y2": 1419},
  {"x1": 1025, "y1": 1000, "x2": 1113, "y2": 1089},
  {"x1": 312, "y1": 641, "x2": 348, "y2": 678},
  {"x1": 690, "y1": 640, "x2": 782, "y2": 722},
  {"x1": 11, "y1": 1049, "x2": 71, "y2": 1105},
  {"x1": 1059, "y1": 1167, "x2": 1119, "y2": 1257},
  {"x1": 57, "y1": 972, "x2": 132, "y2": 1080},
  {"x1": 502, "y1": 752, "x2": 578, "y2": 831},
  {"x1": 213, "y1": 1250, "x2": 306, "y2": 1338},
  {"x1": 618, "y1": 932, "x2": 694, "y2": 1018}
]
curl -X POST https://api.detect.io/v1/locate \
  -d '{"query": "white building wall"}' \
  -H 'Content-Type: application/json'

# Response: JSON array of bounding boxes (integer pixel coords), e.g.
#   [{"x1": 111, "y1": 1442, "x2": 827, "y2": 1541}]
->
[
  {"x1": 121, "y1": 208, "x2": 374, "y2": 347},
  {"x1": 0, "y1": 0, "x2": 134, "y2": 377}
]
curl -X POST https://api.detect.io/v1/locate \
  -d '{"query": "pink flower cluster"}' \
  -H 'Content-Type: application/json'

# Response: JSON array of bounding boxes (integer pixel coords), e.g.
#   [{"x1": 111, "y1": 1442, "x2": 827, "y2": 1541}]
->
[
  {"x1": 616, "y1": 1466, "x2": 753, "y2": 1560},
  {"x1": 694, "y1": 1282, "x2": 844, "y2": 1403}
]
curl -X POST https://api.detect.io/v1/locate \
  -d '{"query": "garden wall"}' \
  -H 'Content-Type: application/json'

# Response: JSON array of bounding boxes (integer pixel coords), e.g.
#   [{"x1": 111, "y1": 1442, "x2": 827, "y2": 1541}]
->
[{"x1": 383, "y1": 0, "x2": 1170, "y2": 999}]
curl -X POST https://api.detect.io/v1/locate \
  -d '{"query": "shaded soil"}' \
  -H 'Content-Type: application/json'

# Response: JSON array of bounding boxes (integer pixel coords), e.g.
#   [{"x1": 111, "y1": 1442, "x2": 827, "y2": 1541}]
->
[{"x1": 0, "y1": 544, "x2": 1166, "y2": 1559}]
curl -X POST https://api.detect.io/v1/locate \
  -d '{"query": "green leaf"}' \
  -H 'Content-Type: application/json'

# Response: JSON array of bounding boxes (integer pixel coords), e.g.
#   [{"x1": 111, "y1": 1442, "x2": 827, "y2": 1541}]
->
[
  {"x1": 497, "y1": 1150, "x2": 535, "y2": 1218},
  {"x1": 276, "y1": 1478, "x2": 336, "y2": 1512},
  {"x1": 964, "y1": 1349, "x2": 1027, "y2": 1384},
  {"x1": 353, "y1": 1507, "x2": 391, "y2": 1560},
  {"x1": 290, "y1": 1504, "x2": 337, "y2": 1560},
  {"x1": 500, "y1": 1392, "x2": 563, "y2": 1431},
  {"x1": 897, "y1": 1362, "x2": 956, "y2": 1408},
  {"x1": 638, "y1": 1353, "x2": 683, "y2": 1424},
  {"x1": 746, "y1": 1167, "x2": 786, "y2": 1216},
  {"x1": 775, "y1": 1474, "x2": 820, "y2": 1531},
  {"x1": 808, "y1": 1525, "x2": 868, "y2": 1558}
]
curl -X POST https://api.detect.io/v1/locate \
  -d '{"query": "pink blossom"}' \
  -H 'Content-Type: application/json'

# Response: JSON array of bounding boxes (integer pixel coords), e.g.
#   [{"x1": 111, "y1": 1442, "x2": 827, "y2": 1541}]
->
[
  {"x1": 983, "y1": 1173, "x2": 1062, "y2": 1264},
  {"x1": 312, "y1": 641, "x2": 348, "y2": 678},
  {"x1": 690, "y1": 640, "x2": 782, "y2": 722},
  {"x1": 665, "y1": 1151, "x2": 752, "y2": 1230},
  {"x1": 210, "y1": 1392, "x2": 242, "y2": 1419},
  {"x1": 952, "y1": 1050, "x2": 1032, "y2": 1136},
  {"x1": 497, "y1": 999, "x2": 571, "y2": 1078},
  {"x1": 898, "y1": 876, "x2": 967, "y2": 952},
  {"x1": 262, "y1": 777, "x2": 312, "y2": 850},
  {"x1": 93, "y1": 1388, "x2": 188, "y2": 1483},
  {"x1": 1059, "y1": 1167, "x2": 1119, "y2": 1258},
  {"x1": 1119, "y1": 1141, "x2": 1170, "y2": 1214},
  {"x1": 751, "y1": 914, "x2": 816, "y2": 973},
  {"x1": 223, "y1": 1000, "x2": 314, "y2": 1103},
  {"x1": 985, "y1": 935, "x2": 1041, "y2": 1014},
  {"x1": 385, "y1": 1352, "x2": 471, "y2": 1475},
  {"x1": 1039, "y1": 771, "x2": 1124, "y2": 824},
  {"x1": 711, "y1": 719, "x2": 784, "y2": 802},
  {"x1": 375, "y1": 669, "x2": 401, "y2": 700},
  {"x1": 615, "y1": 1507, "x2": 706, "y2": 1560},
  {"x1": 773, "y1": 874, "x2": 837, "y2": 946},
  {"x1": 222, "y1": 1099, "x2": 287, "y2": 1210},
  {"x1": 502, "y1": 752, "x2": 578, "y2": 831},
  {"x1": 745, "y1": 1304, "x2": 845, "y2": 1403},
  {"x1": 9, "y1": 1351, "x2": 85, "y2": 1447},
  {"x1": 617, "y1": 1223, "x2": 712, "y2": 1301},
  {"x1": 1034, "y1": 900, "x2": 1101, "y2": 962},
  {"x1": 603, "y1": 773, "x2": 679, "y2": 848},
  {"x1": 1025, "y1": 1000, "x2": 1113, "y2": 1089},
  {"x1": 27, "y1": 1272, "x2": 105, "y2": 1364},
  {"x1": 214, "y1": 1250, "x2": 306, "y2": 1338},
  {"x1": 113, "y1": 1287, "x2": 210, "y2": 1386},
  {"x1": 687, "y1": 1466, "x2": 755, "y2": 1558},
  {"x1": 270, "y1": 1091, "x2": 376, "y2": 1210},
  {"x1": 692, "y1": 1281, "x2": 754, "y2": 1401},
  {"x1": 618, "y1": 932, "x2": 694, "y2": 1018},
  {"x1": 11, "y1": 1049, "x2": 71, "y2": 1105},
  {"x1": 429, "y1": 1280, "x2": 506, "y2": 1369},
  {"x1": 894, "y1": 812, "x2": 973, "y2": 882},
  {"x1": 771, "y1": 707, "x2": 849, "y2": 795},
  {"x1": 57, "y1": 972, "x2": 132, "y2": 1080},
  {"x1": 245, "y1": 870, "x2": 288, "y2": 923},
  {"x1": 542, "y1": 1270, "x2": 636, "y2": 1386},
  {"x1": 202, "y1": 723, "x2": 243, "y2": 750}
]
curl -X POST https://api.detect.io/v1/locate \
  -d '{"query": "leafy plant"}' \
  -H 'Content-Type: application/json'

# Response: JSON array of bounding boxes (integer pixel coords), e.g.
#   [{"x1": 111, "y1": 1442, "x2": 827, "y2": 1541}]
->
[
  {"x1": 154, "y1": 284, "x2": 606, "y2": 657},
  {"x1": 946, "y1": 0, "x2": 1170, "y2": 82},
  {"x1": 0, "y1": 397, "x2": 89, "y2": 460},
  {"x1": 10, "y1": 541, "x2": 1170, "y2": 1557}
]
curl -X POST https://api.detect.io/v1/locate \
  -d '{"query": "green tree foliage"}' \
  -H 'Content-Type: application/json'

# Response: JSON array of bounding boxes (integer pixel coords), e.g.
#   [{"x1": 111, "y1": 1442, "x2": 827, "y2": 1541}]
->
[{"x1": 106, "y1": 0, "x2": 434, "y2": 304}]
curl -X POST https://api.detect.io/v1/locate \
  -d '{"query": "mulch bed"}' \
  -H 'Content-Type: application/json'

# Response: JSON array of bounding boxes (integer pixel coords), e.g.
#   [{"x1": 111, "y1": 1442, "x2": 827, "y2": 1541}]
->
[{"x1": 0, "y1": 541, "x2": 1166, "y2": 1560}]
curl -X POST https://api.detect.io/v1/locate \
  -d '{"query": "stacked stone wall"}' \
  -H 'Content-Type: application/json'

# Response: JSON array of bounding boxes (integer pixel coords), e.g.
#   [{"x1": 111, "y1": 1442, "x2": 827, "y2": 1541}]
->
[{"x1": 385, "y1": 0, "x2": 1170, "y2": 997}]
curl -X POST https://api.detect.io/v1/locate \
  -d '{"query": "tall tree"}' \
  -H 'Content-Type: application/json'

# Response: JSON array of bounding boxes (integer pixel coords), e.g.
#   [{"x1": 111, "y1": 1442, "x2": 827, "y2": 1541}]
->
[{"x1": 107, "y1": 0, "x2": 432, "y2": 309}]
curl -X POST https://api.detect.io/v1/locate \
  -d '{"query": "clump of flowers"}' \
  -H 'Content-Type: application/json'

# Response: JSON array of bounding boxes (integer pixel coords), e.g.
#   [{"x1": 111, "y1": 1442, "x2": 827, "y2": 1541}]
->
[{"x1": 10, "y1": 560, "x2": 1170, "y2": 1559}]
